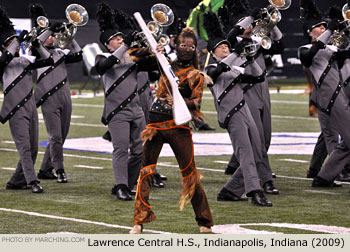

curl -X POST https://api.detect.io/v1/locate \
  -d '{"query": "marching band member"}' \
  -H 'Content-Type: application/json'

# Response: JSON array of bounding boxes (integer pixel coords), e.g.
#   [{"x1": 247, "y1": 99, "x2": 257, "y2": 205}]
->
[
  {"x1": 0, "y1": 5, "x2": 53, "y2": 193},
  {"x1": 203, "y1": 10, "x2": 272, "y2": 207},
  {"x1": 224, "y1": 0, "x2": 281, "y2": 194},
  {"x1": 95, "y1": 3, "x2": 160, "y2": 201},
  {"x1": 30, "y1": 3, "x2": 83, "y2": 183},
  {"x1": 298, "y1": 0, "x2": 350, "y2": 188}
]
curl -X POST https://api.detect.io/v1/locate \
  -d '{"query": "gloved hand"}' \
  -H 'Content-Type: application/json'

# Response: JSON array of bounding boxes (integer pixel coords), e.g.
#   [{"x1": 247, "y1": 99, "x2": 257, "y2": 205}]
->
[
  {"x1": 18, "y1": 30, "x2": 30, "y2": 42},
  {"x1": 50, "y1": 22, "x2": 64, "y2": 33},
  {"x1": 234, "y1": 41, "x2": 245, "y2": 55},
  {"x1": 327, "y1": 19, "x2": 340, "y2": 31},
  {"x1": 218, "y1": 62, "x2": 230, "y2": 72},
  {"x1": 250, "y1": 7, "x2": 261, "y2": 19},
  {"x1": 123, "y1": 31, "x2": 137, "y2": 47},
  {"x1": 31, "y1": 39, "x2": 40, "y2": 48}
]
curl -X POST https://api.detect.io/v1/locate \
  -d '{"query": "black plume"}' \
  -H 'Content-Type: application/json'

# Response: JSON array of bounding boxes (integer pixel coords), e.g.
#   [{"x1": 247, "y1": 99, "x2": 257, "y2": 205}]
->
[
  {"x1": 114, "y1": 9, "x2": 136, "y2": 32},
  {"x1": 231, "y1": 0, "x2": 250, "y2": 17},
  {"x1": 96, "y1": 2, "x2": 117, "y2": 31},
  {"x1": 28, "y1": 3, "x2": 47, "y2": 25},
  {"x1": 166, "y1": 17, "x2": 186, "y2": 36},
  {"x1": 327, "y1": 5, "x2": 342, "y2": 20},
  {"x1": 299, "y1": 0, "x2": 323, "y2": 20},
  {"x1": 0, "y1": 5, "x2": 14, "y2": 32},
  {"x1": 203, "y1": 11, "x2": 225, "y2": 40}
]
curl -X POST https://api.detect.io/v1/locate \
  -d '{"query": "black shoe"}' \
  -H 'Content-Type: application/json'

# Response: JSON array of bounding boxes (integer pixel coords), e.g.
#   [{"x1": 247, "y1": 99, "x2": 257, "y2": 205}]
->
[
  {"x1": 263, "y1": 181, "x2": 279, "y2": 195},
  {"x1": 224, "y1": 166, "x2": 237, "y2": 175},
  {"x1": 152, "y1": 173, "x2": 164, "y2": 188},
  {"x1": 159, "y1": 174, "x2": 167, "y2": 181},
  {"x1": 198, "y1": 123, "x2": 216, "y2": 131},
  {"x1": 57, "y1": 172, "x2": 68, "y2": 183},
  {"x1": 31, "y1": 182, "x2": 43, "y2": 193},
  {"x1": 115, "y1": 185, "x2": 132, "y2": 201},
  {"x1": 306, "y1": 170, "x2": 319, "y2": 178},
  {"x1": 5, "y1": 182, "x2": 31, "y2": 190},
  {"x1": 217, "y1": 188, "x2": 248, "y2": 201},
  {"x1": 37, "y1": 170, "x2": 57, "y2": 180},
  {"x1": 312, "y1": 176, "x2": 342, "y2": 187},
  {"x1": 102, "y1": 131, "x2": 112, "y2": 142},
  {"x1": 250, "y1": 190, "x2": 272, "y2": 207},
  {"x1": 112, "y1": 185, "x2": 136, "y2": 196},
  {"x1": 272, "y1": 172, "x2": 277, "y2": 178},
  {"x1": 335, "y1": 170, "x2": 350, "y2": 182}
]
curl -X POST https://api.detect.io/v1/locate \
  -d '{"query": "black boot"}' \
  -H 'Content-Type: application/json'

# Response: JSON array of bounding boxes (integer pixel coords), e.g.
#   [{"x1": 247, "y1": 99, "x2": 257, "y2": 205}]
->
[
  {"x1": 248, "y1": 190, "x2": 272, "y2": 207},
  {"x1": 57, "y1": 169, "x2": 68, "y2": 183}
]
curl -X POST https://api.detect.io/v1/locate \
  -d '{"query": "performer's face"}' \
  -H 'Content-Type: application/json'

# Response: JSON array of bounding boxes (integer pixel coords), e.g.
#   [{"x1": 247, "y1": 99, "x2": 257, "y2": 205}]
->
[
  {"x1": 176, "y1": 37, "x2": 196, "y2": 61},
  {"x1": 310, "y1": 25, "x2": 326, "y2": 42},
  {"x1": 214, "y1": 43, "x2": 230, "y2": 59},
  {"x1": 107, "y1": 35, "x2": 124, "y2": 52}
]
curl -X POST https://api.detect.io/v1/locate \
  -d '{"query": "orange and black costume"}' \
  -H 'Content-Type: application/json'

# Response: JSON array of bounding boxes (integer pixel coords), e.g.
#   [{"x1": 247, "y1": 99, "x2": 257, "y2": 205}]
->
[{"x1": 132, "y1": 61, "x2": 214, "y2": 228}]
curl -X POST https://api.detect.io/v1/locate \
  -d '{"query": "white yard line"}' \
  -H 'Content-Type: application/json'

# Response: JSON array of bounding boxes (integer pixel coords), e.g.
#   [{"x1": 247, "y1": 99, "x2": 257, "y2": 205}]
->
[
  {"x1": 271, "y1": 115, "x2": 318, "y2": 121},
  {"x1": 279, "y1": 158, "x2": 309, "y2": 163},
  {"x1": 304, "y1": 190, "x2": 341, "y2": 195},
  {"x1": 38, "y1": 120, "x2": 105, "y2": 128},
  {"x1": 271, "y1": 100, "x2": 308, "y2": 105},
  {"x1": 0, "y1": 208, "x2": 171, "y2": 234},
  {"x1": 213, "y1": 161, "x2": 229, "y2": 164},
  {"x1": 74, "y1": 165, "x2": 104, "y2": 170},
  {"x1": 72, "y1": 103, "x2": 104, "y2": 108},
  {"x1": 0, "y1": 167, "x2": 15, "y2": 171}
]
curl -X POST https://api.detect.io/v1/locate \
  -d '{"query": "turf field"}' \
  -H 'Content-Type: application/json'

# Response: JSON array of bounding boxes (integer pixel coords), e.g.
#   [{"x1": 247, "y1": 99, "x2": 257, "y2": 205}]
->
[{"x1": 1, "y1": 86, "x2": 350, "y2": 234}]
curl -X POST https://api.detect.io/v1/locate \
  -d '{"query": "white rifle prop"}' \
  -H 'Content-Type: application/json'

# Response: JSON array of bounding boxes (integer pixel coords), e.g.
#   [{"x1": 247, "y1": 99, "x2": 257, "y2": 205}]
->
[{"x1": 133, "y1": 12, "x2": 192, "y2": 125}]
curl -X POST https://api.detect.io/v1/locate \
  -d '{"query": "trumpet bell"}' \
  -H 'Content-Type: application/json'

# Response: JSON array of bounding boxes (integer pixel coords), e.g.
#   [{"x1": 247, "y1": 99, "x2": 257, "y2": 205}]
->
[
  {"x1": 151, "y1": 3, "x2": 174, "y2": 26},
  {"x1": 65, "y1": 4, "x2": 89, "y2": 26},
  {"x1": 343, "y1": 4, "x2": 350, "y2": 20},
  {"x1": 261, "y1": 36, "x2": 272, "y2": 49},
  {"x1": 269, "y1": 0, "x2": 291, "y2": 10},
  {"x1": 158, "y1": 34, "x2": 170, "y2": 46},
  {"x1": 147, "y1": 21, "x2": 162, "y2": 35},
  {"x1": 36, "y1": 16, "x2": 49, "y2": 28}
]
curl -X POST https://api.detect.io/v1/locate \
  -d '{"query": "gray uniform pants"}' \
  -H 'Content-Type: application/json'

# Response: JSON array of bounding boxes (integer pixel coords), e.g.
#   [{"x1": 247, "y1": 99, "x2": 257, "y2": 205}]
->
[
  {"x1": 108, "y1": 113, "x2": 145, "y2": 189},
  {"x1": 8, "y1": 97, "x2": 38, "y2": 185},
  {"x1": 228, "y1": 92, "x2": 272, "y2": 174},
  {"x1": 224, "y1": 104, "x2": 268, "y2": 196},
  {"x1": 39, "y1": 90, "x2": 72, "y2": 173},
  {"x1": 317, "y1": 94, "x2": 350, "y2": 180}
]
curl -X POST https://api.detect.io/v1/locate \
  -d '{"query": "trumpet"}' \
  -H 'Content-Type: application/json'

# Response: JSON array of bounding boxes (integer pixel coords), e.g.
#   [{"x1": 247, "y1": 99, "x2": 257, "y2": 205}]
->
[
  {"x1": 329, "y1": 3, "x2": 350, "y2": 49},
  {"x1": 252, "y1": 0, "x2": 291, "y2": 49},
  {"x1": 54, "y1": 4, "x2": 88, "y2": 49},
  {"x1": 23, "y1": 16, "x2": 49, "y2": 50},
  {"x1": 133, "y1": 4, "x2": 174, "y2": 47}
]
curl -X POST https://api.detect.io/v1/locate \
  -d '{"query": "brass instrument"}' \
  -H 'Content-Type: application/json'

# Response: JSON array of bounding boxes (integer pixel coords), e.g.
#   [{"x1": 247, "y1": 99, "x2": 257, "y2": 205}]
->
[
  {"x1": 55, "y1": 4, "x2": 89, "y2": 49},
  {"x1": 252, "y1": 0, "x2": 291, "y2": 49},
  {"x1": 329, "y1": 3, "x2": 350, "y2": 49},
  {"x1": 23, "y1": 16, "x2": 49, "y2": 50},
  {"x1": 133, "y1": 4, "x2": 174, "y2": 47}
]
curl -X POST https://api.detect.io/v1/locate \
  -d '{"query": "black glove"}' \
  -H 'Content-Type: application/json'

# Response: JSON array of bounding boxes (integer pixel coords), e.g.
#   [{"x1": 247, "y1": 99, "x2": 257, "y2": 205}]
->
[
  {"x1": 50, "y1": 22, "x2": 64, "y2": 33},
  {"x1": 18, "y1": 30, "x2": 29, "y2": 42},
  {"x1": 246, "y1": 55, "x2": 254, "y2": 62},
  {"x1": 250, "y1": 7, "x2": 261, "y2": 19},
  {"x1": 123, "y1": 31, "x2": 137, "y2": 47},
  {"x1": 234, "y1": 41, "x2": 245, "y2": 55},
  {"x1": 327, "y1": 19, "x2": 340, "y2": 31},
  {"x1": 31, "y1": 39, "x2": 40, "y2": 48}
]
